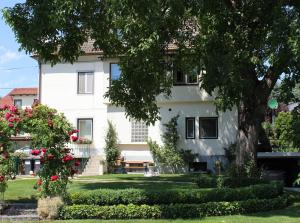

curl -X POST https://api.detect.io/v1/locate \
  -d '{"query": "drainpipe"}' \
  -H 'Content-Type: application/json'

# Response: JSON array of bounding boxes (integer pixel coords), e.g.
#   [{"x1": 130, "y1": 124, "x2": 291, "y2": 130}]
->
[{"x1": 38, "y1": 60, "x2": 42, "y2": 103}]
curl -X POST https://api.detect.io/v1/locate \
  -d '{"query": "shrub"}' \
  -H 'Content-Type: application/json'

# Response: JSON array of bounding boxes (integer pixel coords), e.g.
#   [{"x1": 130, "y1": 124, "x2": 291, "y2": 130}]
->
[
  {"x1": 104, "y1": 121, "x2": 120, "y2": 173},
  {"x1": 37, "y1": 196, "x2": 64, "y2": 219},
  {"x1": 195, "y1": 175, "x2": 269, "y2": 188},
  {"x1": 68, "y1": 183, "x2": 283, "y2": 206},
  {"x1": 59, "y1": 195, "x2": 289, "y2": 219}
]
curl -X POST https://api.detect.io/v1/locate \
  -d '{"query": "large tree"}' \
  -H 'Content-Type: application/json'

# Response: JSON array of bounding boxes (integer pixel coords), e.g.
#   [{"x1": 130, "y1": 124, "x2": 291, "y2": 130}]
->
[{"x1": 4, "y1": 0, "x2": 300, "y2": 172}]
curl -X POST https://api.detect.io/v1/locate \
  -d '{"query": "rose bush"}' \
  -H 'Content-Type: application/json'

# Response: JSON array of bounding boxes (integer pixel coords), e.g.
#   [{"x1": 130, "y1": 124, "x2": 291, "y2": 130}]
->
[{"x1": 0, "y1": 103, "x2": 79, "y2": 198}]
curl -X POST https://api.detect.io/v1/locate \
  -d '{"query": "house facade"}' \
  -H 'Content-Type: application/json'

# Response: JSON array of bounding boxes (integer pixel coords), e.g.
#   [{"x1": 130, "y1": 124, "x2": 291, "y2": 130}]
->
[{"x1": 38, "y1": 47, "x2": 238, "y2": 174}]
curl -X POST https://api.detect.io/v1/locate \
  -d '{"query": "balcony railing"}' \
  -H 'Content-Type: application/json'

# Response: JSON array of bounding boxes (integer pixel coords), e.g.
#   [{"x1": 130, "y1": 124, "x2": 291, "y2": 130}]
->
[{"x1": 67, "y1": 143, "x2": 91, "y2": 158}]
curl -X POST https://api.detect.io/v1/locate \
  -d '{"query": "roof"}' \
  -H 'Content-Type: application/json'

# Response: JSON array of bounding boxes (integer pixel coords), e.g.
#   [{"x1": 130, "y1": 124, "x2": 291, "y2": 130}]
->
[
  {"x1": 0, "y1": 95, "x2": 13, "y2": 106},
  {"x1": 9, "y1": 88, "x2": 38, "y2": 96}
]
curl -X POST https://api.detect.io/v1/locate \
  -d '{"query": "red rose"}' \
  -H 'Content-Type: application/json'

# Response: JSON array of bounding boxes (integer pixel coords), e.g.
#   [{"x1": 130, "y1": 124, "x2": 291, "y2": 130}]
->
[
  {"x1": 10, "y1": 106, "x2": 18, "y2": 113},
  {"x1": 75, "y1": 160, "x2": 81, "y2": 166},
  {"x1": 71, "y1": 135, "x2": 78, "y2": 142},
  {"x1": 40, "y1": 156, "x2": 45, "y2": 164},
  {"x1": 0, "y1": 175, "x2": 5, "y2": 182},
  {"x1": 5, "y1": 112, "x2": 12, "y2": 120},
  {"x1": 50, "y1": 175, "x2": 58, "y2": 181},
  {"x1": 27, "y1": 113, "x2": 33, "y2": 118},
  {"x1": 63, "y1": 155, "x2": 74, "y2": 162},
  {"x1": 31, "y1": 150, "x2": 41, "y2": 156},
  {"x1": 37, "y1": 179, "x2": 42, "y2": 185},
  {"x1": 8, "y1": 123, "x2": 14, "y2": 128},
  {"x1": 41, "y1": 148, "x2": 47, "y2": 153}
]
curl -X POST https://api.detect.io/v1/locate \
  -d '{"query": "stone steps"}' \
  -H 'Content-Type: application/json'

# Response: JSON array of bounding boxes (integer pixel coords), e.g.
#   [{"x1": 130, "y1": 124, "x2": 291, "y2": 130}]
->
[
  {"x1": 81, "y1": 156, "x2": 104, "y2": 176},
  {"x1": 1, "y1": 203, "x2": 39, "y2": 222}
]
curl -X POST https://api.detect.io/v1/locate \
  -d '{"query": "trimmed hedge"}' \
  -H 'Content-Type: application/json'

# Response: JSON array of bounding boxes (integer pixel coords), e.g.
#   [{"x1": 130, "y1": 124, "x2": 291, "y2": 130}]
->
[
  {"x1": 68, "y1": 183, "x2": 283, "y2": 206},
  {"x1": 196, "y1": 176, "x2": 270, "y2": 188},
  {"x1": 59, "y1": 195, "x2": 290, "y2": 219}
]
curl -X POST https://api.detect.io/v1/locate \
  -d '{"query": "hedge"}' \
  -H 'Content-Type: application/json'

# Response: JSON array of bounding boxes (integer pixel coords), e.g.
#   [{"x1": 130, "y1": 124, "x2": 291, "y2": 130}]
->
[
  {"x1": 196, "y1": 176, "x2": 270, "y2": 188},
  {"x1": 59, "y1": 195, "x2": 290, "y2": 219},
  {"x1": 67, "y1": 183, "x2": 283, "y2": 206}
]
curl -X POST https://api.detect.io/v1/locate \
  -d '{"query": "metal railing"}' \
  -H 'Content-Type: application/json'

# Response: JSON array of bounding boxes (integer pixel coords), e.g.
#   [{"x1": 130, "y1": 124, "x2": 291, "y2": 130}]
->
[{"x1": 67, "y1": 143, "x2": 91, "y2": 158}]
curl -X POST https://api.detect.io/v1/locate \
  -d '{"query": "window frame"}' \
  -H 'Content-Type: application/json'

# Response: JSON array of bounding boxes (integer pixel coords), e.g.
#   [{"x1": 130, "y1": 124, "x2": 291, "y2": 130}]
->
[
  {"x1": 185, "y1": 117, "x2": 195, "y2": 139},
  {"x1": 77, "y1": 118, "x2": 93, "y2": 141},
  {"x1": 173, "y1": 66, "x2": 199, "y2": 86},
  {"x1": 77, "y1": 71, "x2": 94, "y2": 94},
  {"x1": 14, "y1": 99, "x2": 22, "y2": 108},
  {"x1": 199, "y1": 117, "x2": 218, "y2": 139},
  {"x1": 109, "y1": 63, "x2": 121, "y2": 86}
]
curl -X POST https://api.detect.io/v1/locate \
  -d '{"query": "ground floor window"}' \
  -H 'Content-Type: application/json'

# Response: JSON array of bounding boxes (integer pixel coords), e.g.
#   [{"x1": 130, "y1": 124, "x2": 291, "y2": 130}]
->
[
  {"x1": 199, "y1": 117, "x2": 218, "y2": 139},
  {"x1": 131, "y1": 121, "x2": 148, "y2": 142},
  {"x1": 77, "y1": 118, "x2": 93, "y2": 141},
  {"x1": 186, "y1": 117, "x2": 195, "y2": 139}
]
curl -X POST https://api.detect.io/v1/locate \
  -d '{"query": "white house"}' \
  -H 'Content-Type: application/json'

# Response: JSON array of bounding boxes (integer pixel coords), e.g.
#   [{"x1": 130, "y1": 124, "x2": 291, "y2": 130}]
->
[{"x1": 37, "y1": 42, "x2": 238, "y2": 175}]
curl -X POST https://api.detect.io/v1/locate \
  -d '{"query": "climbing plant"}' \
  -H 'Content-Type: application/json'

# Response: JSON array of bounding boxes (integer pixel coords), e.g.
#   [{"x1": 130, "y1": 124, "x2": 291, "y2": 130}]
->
[{"x1": 0, "y1": 104, "x2": 79, "y2": 199}]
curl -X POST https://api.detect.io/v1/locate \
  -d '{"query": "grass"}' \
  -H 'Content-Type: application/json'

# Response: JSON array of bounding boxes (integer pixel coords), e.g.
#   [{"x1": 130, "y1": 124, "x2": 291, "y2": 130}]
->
[{"x1": 2, "y1": 174, "x2": 300, "y2": 222}]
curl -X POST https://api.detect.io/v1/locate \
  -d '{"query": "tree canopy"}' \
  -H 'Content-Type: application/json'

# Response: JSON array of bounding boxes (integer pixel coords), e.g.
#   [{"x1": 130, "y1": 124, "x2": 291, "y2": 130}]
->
[{"x1": 3, "y1": 0, "x2": 300, "y2": 171}]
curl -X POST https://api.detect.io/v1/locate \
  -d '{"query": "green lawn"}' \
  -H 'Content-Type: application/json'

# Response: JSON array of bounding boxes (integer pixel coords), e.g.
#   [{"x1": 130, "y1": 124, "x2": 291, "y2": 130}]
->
[{"x1": 3, "y1": 174, "x2": 300, "y2": 222}]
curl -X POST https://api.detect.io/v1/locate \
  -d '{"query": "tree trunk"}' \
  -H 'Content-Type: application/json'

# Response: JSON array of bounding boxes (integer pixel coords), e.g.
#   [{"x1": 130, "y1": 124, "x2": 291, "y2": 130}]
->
[{"x1": 235, "y1": 103, "x2": 265, "y2": 176}]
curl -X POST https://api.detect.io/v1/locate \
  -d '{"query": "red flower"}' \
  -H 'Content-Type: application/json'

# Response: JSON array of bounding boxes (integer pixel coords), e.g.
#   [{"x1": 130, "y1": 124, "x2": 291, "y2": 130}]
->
[
  {"x1": 41, "y1": 148, "x2": 47, "y2": 153},
  {"x1": 40, "y1": 156, "x2": 45, "y2": 164},
  {"x1": 48, "y1": 119, "x2": 53, "y2": 127},
  {"x1": 0, "y1": 175, "x2": 5, "y2": 182},
  {"x1": 37, "y1": 179, "x2": 42, "y2": 185},
  {"x1": 71, "y1": 135, "x2": 78, "y2": 142},
  {"x1": 50, "y1": 175, "x2": 58, "y2": 181},
  {"x1": 9, "y1": 105, "x2": 18, "y2": 113},
  {"x1": 31, "y1": 150, "x2": 41, "y2": 156},
  {"x1": 27, "y1": 113, "x2": 33, "y2": 118},
  {"x1": 63, "y1": 155, "x2": 74, "y2": 162},
  {"x1": 5, "y1": 112, "x2": 12, "y2": 120},
  {"x1": 75, "y1": 160, "x2": 81, "y2": 166},
  {"x1": 68, "y1": 129, "x2": 79, "y2": 136},
  {"x1": 8, "y1": 123, "x2": 14, "y2": 128},
  {"x1": 47, "y1": 154, "x2": 54, "y2": 160}
]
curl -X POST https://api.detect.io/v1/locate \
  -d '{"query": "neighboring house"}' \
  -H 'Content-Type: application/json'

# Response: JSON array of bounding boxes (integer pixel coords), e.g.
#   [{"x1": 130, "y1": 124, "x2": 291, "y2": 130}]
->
[
  {"x1": 0, "y1": 88, "x2": 38, "y2": 109},
  {"x1": 37, "y1": 41, "x2": 238, "y2": 175},
  {"x1": 0, "y1": 88, "x2": 38, "y2": 150}
]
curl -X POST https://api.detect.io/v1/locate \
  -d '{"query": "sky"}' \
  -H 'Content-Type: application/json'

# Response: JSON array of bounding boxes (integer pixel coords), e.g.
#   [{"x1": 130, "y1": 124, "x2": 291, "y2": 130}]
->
[{"x1": 0, "y1": 0, "x2": 38, "y2": 97}]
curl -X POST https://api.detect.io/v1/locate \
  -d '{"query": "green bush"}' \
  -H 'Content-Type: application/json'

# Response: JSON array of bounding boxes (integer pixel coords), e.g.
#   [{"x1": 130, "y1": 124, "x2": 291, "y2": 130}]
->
[
  {"x1": 59, "y1": 195, "x2": 289, "y2": 219},
  {"x1": 68, "y1": 183, "x2": 283, "y2": 205},
  {"x1": 196, "y1": 175, "x2": 270, "y2": 188}
]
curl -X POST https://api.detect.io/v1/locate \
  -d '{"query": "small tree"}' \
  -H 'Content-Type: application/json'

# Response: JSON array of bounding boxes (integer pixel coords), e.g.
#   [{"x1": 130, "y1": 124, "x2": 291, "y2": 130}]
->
[
  {"x1": 149, "y1": 115, "x2": 194, "y2": 173},
  {"x1": 104, "y1": 121, "x2": 119, "y2": 173}
]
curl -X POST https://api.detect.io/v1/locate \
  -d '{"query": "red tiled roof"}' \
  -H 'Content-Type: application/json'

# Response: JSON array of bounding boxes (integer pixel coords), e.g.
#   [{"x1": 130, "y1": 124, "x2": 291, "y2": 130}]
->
[
  {"x1": 0, "y1": 95, "x2": 13, "y2": 106},
  {"x1": 9, "y1": 88, "x2": 38, "y2": 96}
]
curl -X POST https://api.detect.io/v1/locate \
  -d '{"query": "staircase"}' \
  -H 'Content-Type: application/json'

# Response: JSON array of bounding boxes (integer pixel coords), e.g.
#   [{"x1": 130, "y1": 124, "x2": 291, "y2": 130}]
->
[
  {"x1": 81, "y1": 155, "x2": 105, "y2": 176},
  {"x1": 1, "y1": 203, "x2": 39, "y2": 221}
]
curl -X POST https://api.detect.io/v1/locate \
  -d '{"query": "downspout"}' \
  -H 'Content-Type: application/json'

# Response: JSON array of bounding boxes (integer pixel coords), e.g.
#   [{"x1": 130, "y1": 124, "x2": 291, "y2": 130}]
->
[{"x1": 38, "y1": 60, "x2": 42, "y2": 103}]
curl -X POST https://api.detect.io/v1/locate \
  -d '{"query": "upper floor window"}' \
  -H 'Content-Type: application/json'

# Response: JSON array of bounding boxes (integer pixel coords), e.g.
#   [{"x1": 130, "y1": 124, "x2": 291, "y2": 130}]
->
[
  {"x1": 186, "y1": 117, "x2": 195, "y2": 139},
  {"x1": 78, "y1": 72, "x2": 94, "y2": 94},
  {"x1": 199, "y1": 117, "x2": 218, "y2": 139},
  {"x1": 14, "y1": 99, "x2": 22, "y2": 108},
  {"x1": 131, "y1": 121, "x2": 148, "y2": 142},
  {"x1": 173, "y1": 66, "x2": 199, "y2": 85},
  {"x1": 77, "y1": 118, "x2": 93, "y2": 141},
  {"x1": 110, "y1": 63, "x2": 121, "y2": 82}
]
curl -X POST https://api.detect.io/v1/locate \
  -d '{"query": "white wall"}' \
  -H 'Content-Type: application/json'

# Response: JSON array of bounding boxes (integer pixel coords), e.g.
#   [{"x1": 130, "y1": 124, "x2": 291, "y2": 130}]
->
[{"x1": 13, "y1": 95, "x2": 37, "y2": 109}]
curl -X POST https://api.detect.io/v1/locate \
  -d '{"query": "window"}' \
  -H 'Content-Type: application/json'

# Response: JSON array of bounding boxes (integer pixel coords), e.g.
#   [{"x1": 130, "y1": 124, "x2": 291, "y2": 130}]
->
[
  {"x1": 185, "y1": 117, "x2": 195, "y2": 139},
  {"x1": 78, "y1": 72, "x2": 94, "y2": 94},
  {"x1": 77, "y1": 119, "x2": 93, "y2": 141},
  {"x1": 110, "y1": 63, "x2": 121, "y2": 82},
  {"x1": 14, "y1": 99, "x2": 22, "y2": 108},
  {"x1": 199, "y1": 117, "x2": 218, "y2": 139},
  {"x1": 173, "y1": 66, "x2": 199, "y2": 85},
  {"x1": 131, "y1": 121, "x2": 148, "y2": 142}
]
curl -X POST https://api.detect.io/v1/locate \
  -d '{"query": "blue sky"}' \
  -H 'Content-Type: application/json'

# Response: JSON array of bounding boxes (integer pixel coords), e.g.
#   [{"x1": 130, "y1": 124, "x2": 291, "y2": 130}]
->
[{"x1": 0, "y1": 1, "x2": 38, "y2": 97}]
